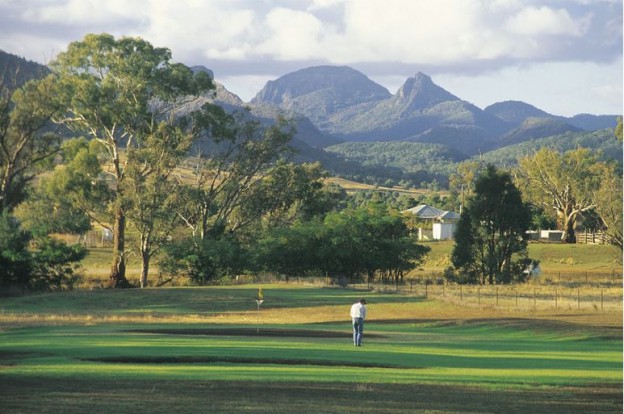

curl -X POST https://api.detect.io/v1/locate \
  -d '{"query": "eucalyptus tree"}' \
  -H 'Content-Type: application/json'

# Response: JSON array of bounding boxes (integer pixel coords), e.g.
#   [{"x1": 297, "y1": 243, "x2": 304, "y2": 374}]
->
[
  {"x1": 177, "y1": 106, "x2": 296, "y2": 240},
  {"x1": 51, "y1": 33, "x2": 213, "y2": 287},
  {"x1": 0, "y1": 74, "x2": 62, "y2": 212},
  {"x1": 516, "y1": 148, "x2": 604, "y2": 243},
  {"x1": 591, "y1": 162, "x2": 623, "y2": 250},
  {"x1": 123, "y1": 122, "x2": 194, "y2": 287}
]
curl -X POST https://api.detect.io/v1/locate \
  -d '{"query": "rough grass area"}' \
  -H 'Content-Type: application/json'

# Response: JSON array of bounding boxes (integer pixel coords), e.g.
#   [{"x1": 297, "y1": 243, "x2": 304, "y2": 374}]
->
[{"x1": 1, "y1": 378, "x2": 620, "y2": 414}]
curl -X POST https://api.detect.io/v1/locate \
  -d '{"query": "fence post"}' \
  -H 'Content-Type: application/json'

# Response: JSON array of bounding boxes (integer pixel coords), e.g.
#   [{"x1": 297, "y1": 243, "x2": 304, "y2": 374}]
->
[
  {"x1": 533, "y1": 289, "x2": 536, "y2": 310},
  {"x1": 515, "y1": 290, "x2": 518, "y2": 308},
  {"x1": 496, "y1": 287, "x2": 499, "y2": 307},
  {"x1": 601, "y1": 289, "x2": 604, "y2": 311},
  {"x1": 460, "y1": 285, "x2": 463, "y2": 301},
  {"x1": 478, "y1": 288, "x2": 481, "y2": 306},
  {"x1": 555, "y1": 287, "x2": 558, "y2": 309},
  {"x1": 577, "y1": 289, "x2": 580, "y2": 309}
]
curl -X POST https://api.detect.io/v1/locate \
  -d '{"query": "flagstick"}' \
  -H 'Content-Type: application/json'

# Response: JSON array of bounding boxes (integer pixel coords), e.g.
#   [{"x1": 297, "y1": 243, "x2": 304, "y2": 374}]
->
[{"x1": 255, "y1": 288, "x2": 264, "y2": 333}]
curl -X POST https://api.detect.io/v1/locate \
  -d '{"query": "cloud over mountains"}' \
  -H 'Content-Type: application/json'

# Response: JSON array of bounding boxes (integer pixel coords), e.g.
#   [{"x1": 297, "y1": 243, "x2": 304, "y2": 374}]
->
[{"x1": 1, "y1": 0, "x2": 621, "y2": 115}]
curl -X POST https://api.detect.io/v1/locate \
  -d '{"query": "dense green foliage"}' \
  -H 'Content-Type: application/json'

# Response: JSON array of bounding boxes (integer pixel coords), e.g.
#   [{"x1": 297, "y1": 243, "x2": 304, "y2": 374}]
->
[
  {"x1": 160, "y1": 236, "x2": 248, "y2": 285},
  {"x1": 451, "y1": 166, "x2": 532, "y2": 284},
  {"x1": 0, "y1": 58, "x2": 87, "y2": 293},
  {"x1": 482, "y1": 128, "x2": 622, "y2": 168},
  {"x1": 0, "y1": 213, "x2": 86, "y2": 292},
  {"x1": 517, "y1": 148, "x2": 611, "y2": 244},
  {"x1": 0, "y1": 74, "x2": 62, "y2": 212},
  {"x1": 162, "y1": 203, "x2": 429, "y2": 286},
  {"x1": 256, "y1": 205, "x2": 430, "y2": 285},
  {"x1": 0, "y1": 213, "x2": 32, "y2": 288},
  {"x1": 326, "y1": 141, "x2": 464, "y2": 187}
]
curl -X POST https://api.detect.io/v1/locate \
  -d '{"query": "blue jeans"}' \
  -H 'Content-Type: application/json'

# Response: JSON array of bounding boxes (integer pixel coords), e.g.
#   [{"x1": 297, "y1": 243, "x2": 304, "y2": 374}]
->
[{"x1": 352, "y1": 318, "x2": 364, "y2": 346}]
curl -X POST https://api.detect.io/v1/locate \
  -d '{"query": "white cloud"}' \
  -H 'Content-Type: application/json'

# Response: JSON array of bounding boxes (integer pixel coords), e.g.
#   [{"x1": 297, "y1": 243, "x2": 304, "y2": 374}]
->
[
  {"x1": 137, "y1": 0, "x2": 257, "y2": 62},
  {"x1": 0, "y1": 0, "x2": 620, "y2": 115},
  {"x1": 308, "y1": 0, "x2": 344, "y2": 11},
  {"x1": 256, "y1": 7, "x2": 326, "y2": 60},
  {"x1": 20, "y1": 0, "x2": 142, "y2": 25},
  {"x1": 505, "y1": 6, "x2": 588, "y2": 36}
]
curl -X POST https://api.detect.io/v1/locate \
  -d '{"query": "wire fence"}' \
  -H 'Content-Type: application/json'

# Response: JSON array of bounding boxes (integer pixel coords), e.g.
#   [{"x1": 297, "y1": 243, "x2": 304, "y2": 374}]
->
[{"x1": 352, "y1": 278, "x2": 623, "y2": 312}]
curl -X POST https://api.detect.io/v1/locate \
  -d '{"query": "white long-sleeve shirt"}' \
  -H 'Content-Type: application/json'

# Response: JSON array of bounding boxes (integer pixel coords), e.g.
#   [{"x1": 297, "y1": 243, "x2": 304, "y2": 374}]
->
[{"x1": 350, "y1": 302, "x2": 367, "y2": 319}]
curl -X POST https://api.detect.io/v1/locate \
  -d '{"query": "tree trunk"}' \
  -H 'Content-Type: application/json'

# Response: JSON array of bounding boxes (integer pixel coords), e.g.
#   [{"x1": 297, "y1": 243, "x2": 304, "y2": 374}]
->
[
  {"x1": 109, "y1": 208, "x2": 130, "y2": 288},
  {"x1": 562, "y1": 212, "x2": 577, "y2": 244},
  {"x1": 140, "y1": 251, "x2": 149, "y2": 288}
]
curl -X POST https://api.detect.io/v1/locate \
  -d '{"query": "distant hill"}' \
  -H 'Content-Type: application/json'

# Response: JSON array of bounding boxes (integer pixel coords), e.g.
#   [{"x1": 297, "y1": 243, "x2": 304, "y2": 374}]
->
[
  {"x1": 0, "y1": 50, "x2": 50, "y2": 88},
  {"x1": 325, "y1": 128, "x2": 621, "y2": 186},
  {"x1": 567, "y1": 114, "x2": 620, "y2": 131},
  {"x1": 326, "y1": 141, "x2": 466, "y2": 176},
  {"x1": 484, "y1": 100, "x2": 618, "y2": 132},
  {"x1": 480, "y1": 128, "x2": 622, "y2": 167},
  {"x1": 492, "y1": 117, "x2": 582, "y2": 149},
  {"x1": 484, "y1": 100, "x2": 556, "y2": 126}
]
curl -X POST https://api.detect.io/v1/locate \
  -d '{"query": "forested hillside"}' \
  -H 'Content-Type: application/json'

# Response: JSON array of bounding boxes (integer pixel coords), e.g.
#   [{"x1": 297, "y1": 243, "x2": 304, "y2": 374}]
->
[
  {"x1": 325, "y1": 128, "x2": 621, "y2": 187},
  {"x1": 0, "y1": 50, "x2": 49, "y2": 87}
]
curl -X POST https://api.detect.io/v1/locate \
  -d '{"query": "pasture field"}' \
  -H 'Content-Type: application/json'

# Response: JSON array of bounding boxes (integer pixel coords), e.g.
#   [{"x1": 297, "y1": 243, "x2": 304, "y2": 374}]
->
[
  {"x1": 0, "y1": 286, "x2": 621, "y2": 413},
  {"x1": 414, "y1": 241, "x2": 622, "y2": 279}
]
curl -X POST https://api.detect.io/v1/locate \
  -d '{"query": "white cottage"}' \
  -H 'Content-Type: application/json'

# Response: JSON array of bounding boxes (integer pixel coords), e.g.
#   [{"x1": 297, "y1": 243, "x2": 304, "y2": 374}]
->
[{"x1": 402, "y1": 204, "x2": 460, "y2": 241}]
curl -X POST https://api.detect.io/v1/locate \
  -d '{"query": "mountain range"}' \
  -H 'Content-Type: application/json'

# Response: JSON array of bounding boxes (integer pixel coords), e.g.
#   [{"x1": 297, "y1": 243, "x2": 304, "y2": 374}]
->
[
  {"x1": 2, "y1": 50, "x2": 620, "y2": 185},
  {"x1": 248, "y1": 65, "x2": 617, "y2": 155}
]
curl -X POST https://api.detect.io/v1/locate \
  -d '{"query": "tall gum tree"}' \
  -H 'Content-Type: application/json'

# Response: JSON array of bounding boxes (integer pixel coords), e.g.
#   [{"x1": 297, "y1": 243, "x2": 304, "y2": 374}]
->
[
  {"x1": 517, "y1": 148, "x2": 604, "y2": 244},
  {"x1": 0, "y1": 75, "x2": 62, "y2": 212},
  {"x1": 178, "y1": 107, "x2": 295, "y2": 240},
  {"x1": 51, "y1": 33, "x2": 213, "y2": 287}
]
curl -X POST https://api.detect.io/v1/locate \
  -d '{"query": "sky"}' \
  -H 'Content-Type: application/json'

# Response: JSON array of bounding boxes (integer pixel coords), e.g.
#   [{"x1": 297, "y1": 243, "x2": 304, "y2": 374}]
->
[{"x1": 0, "y1": 0, "x2": 622, "y2": 117}]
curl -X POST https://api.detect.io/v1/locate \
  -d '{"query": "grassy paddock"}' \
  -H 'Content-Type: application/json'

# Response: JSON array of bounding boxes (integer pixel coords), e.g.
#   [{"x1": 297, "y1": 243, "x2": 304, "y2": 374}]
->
[
  {"x1": 0, "y1": 286, "x2": 621, "y2": 413},
  {"x1": 413, "y1": 241, "x2": 622, "y2": 277}
]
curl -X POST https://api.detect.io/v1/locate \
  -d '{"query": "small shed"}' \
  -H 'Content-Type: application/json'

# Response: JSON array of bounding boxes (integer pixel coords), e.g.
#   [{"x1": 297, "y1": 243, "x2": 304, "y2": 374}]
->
[
  {"x1": 433, "y1": 222, "x2": 456, "y2": 240},
  {"x1": 540, "y1": 230, "x2": 564, "y2": 242}
]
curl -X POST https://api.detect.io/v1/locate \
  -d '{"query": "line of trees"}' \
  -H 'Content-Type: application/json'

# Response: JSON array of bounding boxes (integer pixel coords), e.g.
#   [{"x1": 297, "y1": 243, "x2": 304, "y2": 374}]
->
[
  {"x1": 1, "y1": 33, "x2": 620, "y2": 291},
  {"x1": 0, "y1": 33, "x2": 432, "y2": 292}
]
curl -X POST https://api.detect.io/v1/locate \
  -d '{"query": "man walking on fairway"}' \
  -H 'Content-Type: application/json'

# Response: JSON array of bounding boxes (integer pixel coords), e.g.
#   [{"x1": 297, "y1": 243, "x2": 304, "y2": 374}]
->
[{"x1": 350, "y1": 298, "x2": 367, "y2": 346}]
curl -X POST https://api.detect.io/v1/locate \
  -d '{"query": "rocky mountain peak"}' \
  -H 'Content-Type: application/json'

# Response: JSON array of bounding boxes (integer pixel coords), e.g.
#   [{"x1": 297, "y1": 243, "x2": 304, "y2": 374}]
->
[
  {"x1": 395, "y1": 72, "x2": 458, "y2": 109},
  {"x1": 251, "y1": 65, "x2": 391, "y2": 107}
]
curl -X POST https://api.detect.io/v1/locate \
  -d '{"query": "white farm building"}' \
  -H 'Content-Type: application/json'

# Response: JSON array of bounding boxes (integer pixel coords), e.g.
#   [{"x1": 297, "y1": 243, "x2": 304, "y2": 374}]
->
[{"x1": 402, "y1": 204, "x2": 461, "y2": 241}]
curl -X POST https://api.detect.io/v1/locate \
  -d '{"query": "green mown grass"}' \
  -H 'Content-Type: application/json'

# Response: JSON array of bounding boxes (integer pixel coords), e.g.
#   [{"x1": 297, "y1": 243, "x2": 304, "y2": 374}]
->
[{"x1": 0, "y1": 286, "x2": 621, "y2": 413}]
